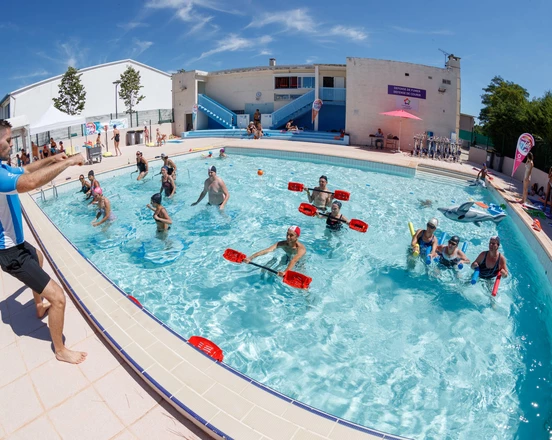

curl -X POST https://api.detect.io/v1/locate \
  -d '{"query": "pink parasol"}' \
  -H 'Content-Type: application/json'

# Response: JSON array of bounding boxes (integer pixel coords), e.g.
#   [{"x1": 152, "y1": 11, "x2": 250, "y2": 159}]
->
[{"x1": 379, "y1": 110, "x2": 422, "y2": 152}]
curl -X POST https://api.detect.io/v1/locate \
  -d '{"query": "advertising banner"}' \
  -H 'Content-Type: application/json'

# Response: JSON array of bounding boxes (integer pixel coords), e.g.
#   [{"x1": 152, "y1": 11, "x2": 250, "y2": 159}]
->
[
  {"x1": 312, "y1": 99, "x2": 323, "y2": 123},
  {"x1": 388, "y1": 85, "x2": 426, "y2": 99},
  {"x1": 511, "y1": 133, "x2": 535, "y2": 176},
  {"x1": 83, "y1": 119, "x2": 128, "y2": 136}
]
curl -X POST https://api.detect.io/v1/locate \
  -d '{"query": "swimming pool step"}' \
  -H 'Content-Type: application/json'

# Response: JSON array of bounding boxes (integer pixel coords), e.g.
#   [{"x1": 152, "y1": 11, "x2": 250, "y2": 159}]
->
[
  {"x1": 417, "y1": 164, "x2": 474, "y2": 181},
  {"x1": 416, "y1": 170, "x2": 472, "y2": 186}
]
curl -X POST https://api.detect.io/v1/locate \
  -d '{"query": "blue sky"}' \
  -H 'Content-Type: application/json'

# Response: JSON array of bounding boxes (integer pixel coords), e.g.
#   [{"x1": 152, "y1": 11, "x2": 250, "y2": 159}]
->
[{"x1": 1, "y1": 0, "x2": 551, "y2": 120}]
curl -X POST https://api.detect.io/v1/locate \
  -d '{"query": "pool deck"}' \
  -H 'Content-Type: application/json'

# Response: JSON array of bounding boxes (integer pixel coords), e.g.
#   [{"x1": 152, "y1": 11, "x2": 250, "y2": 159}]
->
[{"x1": 1, "y1": 138, "x2": 551, "y2": 440}]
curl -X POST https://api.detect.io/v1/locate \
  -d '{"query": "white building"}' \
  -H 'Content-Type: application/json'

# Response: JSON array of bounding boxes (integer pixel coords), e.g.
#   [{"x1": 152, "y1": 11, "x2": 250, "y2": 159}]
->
[
  {"x1": 172, "y1": 55, "x2": 461, "y2": 150},
  {"x1": 1, "y1": 59, "x2": 172, "y2": 126}
]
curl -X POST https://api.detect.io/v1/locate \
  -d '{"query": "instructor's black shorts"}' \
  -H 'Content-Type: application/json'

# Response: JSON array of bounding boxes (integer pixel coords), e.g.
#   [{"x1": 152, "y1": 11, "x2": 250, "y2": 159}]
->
[{"x1": 0, "y1": 242, "x2": 51, "y2": 294}]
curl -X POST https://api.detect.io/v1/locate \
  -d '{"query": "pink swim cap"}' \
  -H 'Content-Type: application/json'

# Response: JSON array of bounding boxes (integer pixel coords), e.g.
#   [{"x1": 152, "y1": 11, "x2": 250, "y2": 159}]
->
[{"x1": 93, "y1": 187, "x2": 103, "y2": 195}]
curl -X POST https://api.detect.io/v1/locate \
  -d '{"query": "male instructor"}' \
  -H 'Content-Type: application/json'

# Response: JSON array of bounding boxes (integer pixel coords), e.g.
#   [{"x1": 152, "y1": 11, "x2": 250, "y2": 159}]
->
[
  {"x1": 191, "y1": 166, "x2": 230, "y2": 210},
  {"x1": 0, "y1": 120, "x2": 87, "y2": 364}
]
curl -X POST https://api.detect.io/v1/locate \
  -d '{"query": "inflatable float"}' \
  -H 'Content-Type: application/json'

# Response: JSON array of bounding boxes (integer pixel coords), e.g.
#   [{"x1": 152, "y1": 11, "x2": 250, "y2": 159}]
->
[{"x1": 438, "y1": 201, "x2": 506, "y2": 226}]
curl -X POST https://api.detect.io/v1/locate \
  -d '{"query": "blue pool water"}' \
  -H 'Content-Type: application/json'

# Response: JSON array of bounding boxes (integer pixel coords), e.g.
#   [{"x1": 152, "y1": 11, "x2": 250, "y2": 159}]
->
[{"x1": 38, "y1": 152, "x2": 552, "y2": 439}]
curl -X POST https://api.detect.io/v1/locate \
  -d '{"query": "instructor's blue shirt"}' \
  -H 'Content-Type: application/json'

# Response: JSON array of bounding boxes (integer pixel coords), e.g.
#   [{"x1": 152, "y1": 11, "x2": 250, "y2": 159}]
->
[{"x1": 0, "y1": 162, "x2": 25, "y2": 249}]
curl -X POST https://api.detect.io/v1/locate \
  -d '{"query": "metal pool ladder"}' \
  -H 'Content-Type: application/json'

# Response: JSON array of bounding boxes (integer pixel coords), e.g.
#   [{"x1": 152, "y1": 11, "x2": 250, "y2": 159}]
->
[{"x1": 39, "y1": 181, "x2": 58, "y2": 202}]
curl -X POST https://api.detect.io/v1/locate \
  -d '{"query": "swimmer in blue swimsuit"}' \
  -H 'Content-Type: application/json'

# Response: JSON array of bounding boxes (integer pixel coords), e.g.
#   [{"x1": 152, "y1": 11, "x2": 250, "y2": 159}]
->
[
  {"x1": 436, "y1": 235, "x2": 470, "y2": 268},
  {"x1": 411, "y1": 217, "x2": 439, "y2": 259},
  {"x1": 471, "y1": 236, "x2": 508, "y2": 279},
  {"x1": 146, "y1": 193, "x2": 172, "y2": 232}
]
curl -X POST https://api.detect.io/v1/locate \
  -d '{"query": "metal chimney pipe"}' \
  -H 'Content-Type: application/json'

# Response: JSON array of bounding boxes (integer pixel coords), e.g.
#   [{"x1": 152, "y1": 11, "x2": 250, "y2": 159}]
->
[{"x1": 269, "y1": 58, "x2": 276, "y2": 67}]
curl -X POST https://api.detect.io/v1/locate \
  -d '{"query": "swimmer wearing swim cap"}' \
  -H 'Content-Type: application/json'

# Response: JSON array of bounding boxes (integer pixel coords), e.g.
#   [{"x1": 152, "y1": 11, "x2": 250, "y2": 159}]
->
[
  {"x1": 244, "y1": 226, "x2": 306, "y2": 277},
  {"x1": 411, "y1": 218, "x2": 439, "y2": 259},
  {"x1": 191, "y1": 166, "x2": 230, "y2": 210},
  {"x1": 305, "y1": 175, "x2": 334, "y2": 211},
  {"x1": 91, "y1": 190, "x2": 115, "y2": 227},
  {"x1": 147, "y1": 193, "x2": 172, "y2": 232},
  {"x1": 219, "y1": 148, "x2": 227, "y2": 158}
]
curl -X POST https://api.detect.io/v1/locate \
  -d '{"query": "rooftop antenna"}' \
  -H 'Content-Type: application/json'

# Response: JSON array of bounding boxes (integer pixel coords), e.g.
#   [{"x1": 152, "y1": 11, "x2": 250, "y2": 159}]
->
[{"x1": 438, "y1": 48, "x2": 450, "y2": 67}]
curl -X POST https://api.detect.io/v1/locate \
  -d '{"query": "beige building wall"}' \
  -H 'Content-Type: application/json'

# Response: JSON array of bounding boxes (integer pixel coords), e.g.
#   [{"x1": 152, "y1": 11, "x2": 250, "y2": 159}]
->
[
  {"x1": 205, "y1": 68, "x2": 316, "y2": 112},
  {"x1": 345, "y1": 57, "x2": 459, "y2": 149},
  {"x1": 172, "y1": 71, "x2": 201, "y2": 135}
]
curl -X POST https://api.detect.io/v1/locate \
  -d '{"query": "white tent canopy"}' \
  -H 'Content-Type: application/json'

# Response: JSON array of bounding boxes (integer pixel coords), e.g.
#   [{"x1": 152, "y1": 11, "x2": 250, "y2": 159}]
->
[{"x1": 30, "y1": 105, "x2": 86, "y2": 135}]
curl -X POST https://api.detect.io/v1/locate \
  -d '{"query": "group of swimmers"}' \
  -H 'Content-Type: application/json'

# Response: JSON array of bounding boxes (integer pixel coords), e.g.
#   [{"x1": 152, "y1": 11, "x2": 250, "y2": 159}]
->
[{"x1": 412, "y1": 217, "x2": 508, "y2": 281}]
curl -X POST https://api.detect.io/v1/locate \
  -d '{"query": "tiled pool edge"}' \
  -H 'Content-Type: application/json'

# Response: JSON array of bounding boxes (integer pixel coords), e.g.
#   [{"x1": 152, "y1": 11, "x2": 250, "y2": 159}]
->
[{"x1": 21, "y1": 185, "x2": 411, "y2": 440}]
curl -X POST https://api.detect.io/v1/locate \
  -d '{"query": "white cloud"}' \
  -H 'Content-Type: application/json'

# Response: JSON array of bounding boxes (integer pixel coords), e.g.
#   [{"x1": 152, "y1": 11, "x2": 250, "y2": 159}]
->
[
  {"x1": 131, "y1": 40, "x2": 154, "y2": 57},
  {"x1": 392, "y1": 26, "x2": 453, "y2": 36},
  {"x1": 37, "y1": 40, "x2": 87, "y2": 68},
  {"x1": 247, "y1": 9, "x2": 368, "y2": 43},
  {"x1": 11, "y1": 69, "x2": 50, "y2": 80},
  {"x1": 118, "y1": 22, "x2": 149, "y2": 31},
  {"x1": 247, "y1": 8, "x2": 315, "y2": 33},
  {"x1": 328, "y1": 25, "x2": 367, "y2": 41},
  {"x1": 192, "y1": 34, "x2": 272, "y2": 61}
]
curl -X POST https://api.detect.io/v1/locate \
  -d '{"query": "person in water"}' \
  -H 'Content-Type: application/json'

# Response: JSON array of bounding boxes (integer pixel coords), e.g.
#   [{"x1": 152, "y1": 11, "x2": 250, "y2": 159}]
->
[
  {"x1": 475, "y1": 163, "x2": 489, "y2": 187},
  {"x1": 146, "y1": 193, "x2": 172, "y2": 232},
  {"x1": 91, "y1": 188, "x2": 115, "y2": 227},
  {"x1": 318, "y1": 200, "x2": 349, "y2": 231},
  {"x1": 191, "y1": 166, "x2": 230, "y2": 210},
  {"x1": 219, "y1": 148, "x2": 227, "y2": 158},
  {"x1": 305, "y1": 175, "x2": 333, "y2": 211},
  {"x1": 135, "y1": 151, "x2": 149, "y2": 180},
  {"x1": 159, "y1": 166, "x2": 176, "y2": 198},
  {"x1": 86, "y1": 170, "x2": 101, "y2": 203},
  {"x1": 244, "y1": 226, "x2": 306, "y2": 276},
  {"x1": 411, "y1": 217, "x2": 439, "y2": 259},
  {"x1": 471, "y1": 236, "x2": 508, "y2": 279},
  {"x1": 78, "y1": 174, "x2": 90, "y2": 194},
  {"x1": 160, "y1": 153, "x2": 177, "y2": 180},
  {"x1": 436, "y1": 235, "x2": 470, "y2": 268}
]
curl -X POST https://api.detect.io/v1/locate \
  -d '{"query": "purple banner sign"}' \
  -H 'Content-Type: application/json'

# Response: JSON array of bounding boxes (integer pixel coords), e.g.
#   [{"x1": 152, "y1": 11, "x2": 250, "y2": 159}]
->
[{"x1": 388, "y1": 85, "x2": 426, "y2": 99}]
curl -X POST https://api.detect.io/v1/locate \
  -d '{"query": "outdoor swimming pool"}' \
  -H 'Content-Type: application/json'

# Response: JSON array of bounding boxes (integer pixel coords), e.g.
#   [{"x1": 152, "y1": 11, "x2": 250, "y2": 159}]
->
[{"x1": 37, "y1": 151, "x2": 552, "y2": 439}]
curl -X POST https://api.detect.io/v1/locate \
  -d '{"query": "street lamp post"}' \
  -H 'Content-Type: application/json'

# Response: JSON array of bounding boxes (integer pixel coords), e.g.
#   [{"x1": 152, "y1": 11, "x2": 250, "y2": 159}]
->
[{"x1": 113, "y1": 80, "x2": 121, "y2": 119}]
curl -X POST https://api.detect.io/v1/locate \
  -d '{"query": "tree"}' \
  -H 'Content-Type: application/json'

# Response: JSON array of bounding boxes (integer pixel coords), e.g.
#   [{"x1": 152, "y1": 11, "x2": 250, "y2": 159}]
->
[
  {"x1": 53, "y1": 67, "x2": 86, "y2": 115},
  {"x1": 479, "y1": 76, "x2": 529, "y2": 157},
  {"x1": 118, "y1": 66, "x2": 145, "y2": 126}
]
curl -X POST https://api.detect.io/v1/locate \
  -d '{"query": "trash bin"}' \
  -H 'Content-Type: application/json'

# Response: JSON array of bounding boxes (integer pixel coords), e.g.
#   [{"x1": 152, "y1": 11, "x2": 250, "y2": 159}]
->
[
  {"x1": 126, "y1": 131, "x2": 136, "y2": 146},
  {"x1": 486, "y1": 148, "x2": 495, "y2": 169},
  {"x1": 134, "y1": 130, "x2": 144, "y2": 145},
  {"x1": 495, "y1": 152, "x2": 505, "y2": 173}
]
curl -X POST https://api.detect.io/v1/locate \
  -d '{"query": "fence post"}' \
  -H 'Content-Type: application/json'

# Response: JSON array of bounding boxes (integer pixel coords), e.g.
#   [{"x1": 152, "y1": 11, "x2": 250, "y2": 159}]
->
[
  {"x1": 158, "y1": 109, "x2": 161, "y2": 124},
  {"x1": 136, "y1": 112, "x2": 138, "y2": 127},
  {"x1": 172, "y1": 108, "x2": 175, "y2": 123}
]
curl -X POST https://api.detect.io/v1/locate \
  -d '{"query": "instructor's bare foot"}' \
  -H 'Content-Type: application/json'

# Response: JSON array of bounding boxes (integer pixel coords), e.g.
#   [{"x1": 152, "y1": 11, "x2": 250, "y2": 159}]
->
[
  {"x1": 36, "y1": 300, "x2": 51, "y2": 319},
  {"x1": 56, "y1": 348, "x2": 88, "y2": 364}
]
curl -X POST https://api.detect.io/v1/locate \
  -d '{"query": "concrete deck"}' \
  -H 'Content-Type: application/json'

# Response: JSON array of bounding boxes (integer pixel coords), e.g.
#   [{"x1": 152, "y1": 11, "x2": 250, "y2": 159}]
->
[{"x1": 1, "y1": 138, "x2": 551, "y2": 440}]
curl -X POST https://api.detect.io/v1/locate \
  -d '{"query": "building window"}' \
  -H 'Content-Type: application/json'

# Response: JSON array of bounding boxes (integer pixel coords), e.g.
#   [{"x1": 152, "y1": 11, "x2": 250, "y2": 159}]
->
[
  {"x1": 323, "y1": 77, "x2": 334, "y2": 87},
  {"x1": 405, "y1": 73, "x2": 410, "y2": 76},
  {"x1": 275, "y1": 76, "x2": 315, "y2": 89},
  {"x1": 442, "y1": 79, "x2": 451, "y2": 85},
  {"x1": 302, "y1": 77, "x2": 315, "y2": 88}
]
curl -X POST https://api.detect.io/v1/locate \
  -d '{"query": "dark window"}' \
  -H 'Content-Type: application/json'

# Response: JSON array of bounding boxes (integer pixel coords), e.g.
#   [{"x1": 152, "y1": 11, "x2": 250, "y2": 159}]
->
[
  {"x1": 323, "y1": 77, "x2": 334, "y2": 87},
  {"x1": 405, "y1": 73, "x2": 410, "y2": 76},
  {"x1": 290, "y1": 77, "x2": 298, "y2": 89},
  {"x1": 442, "y1": 79, "x2": 451, "y2": 85}
]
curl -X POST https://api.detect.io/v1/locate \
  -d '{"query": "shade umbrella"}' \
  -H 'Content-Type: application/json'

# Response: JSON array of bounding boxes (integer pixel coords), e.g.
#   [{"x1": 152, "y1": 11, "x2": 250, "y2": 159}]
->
[{"x1": 379, "y1": 109, "x2": 422, "y2": 153}]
